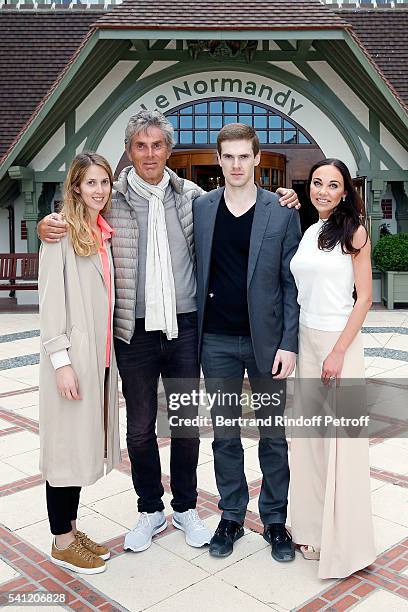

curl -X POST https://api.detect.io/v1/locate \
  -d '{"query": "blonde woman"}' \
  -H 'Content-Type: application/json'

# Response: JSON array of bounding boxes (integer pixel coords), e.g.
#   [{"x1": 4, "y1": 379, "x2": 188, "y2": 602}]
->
[
  {"x1": 289, "y1": 158, "x2": 376, "y2": 579},
  {"x1": 38, "y1": 152, "x2": 121, "y2": 574}
]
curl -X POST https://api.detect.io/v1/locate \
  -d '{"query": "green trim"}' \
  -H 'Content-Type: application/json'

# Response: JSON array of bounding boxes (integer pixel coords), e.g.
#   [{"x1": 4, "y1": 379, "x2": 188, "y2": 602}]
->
[
  {"x1": 0, "y1": 30, "x2": 101, "y2": 182},
  {"x1": 121, "y1": 50, "x2": 324, "y2": 62},
  {"x1": 131, "y1": 39, "x2": 149, "y2": 51},
  {"x1": 369, "y1": 111, "x2": 380, "y2": 173},
  {"x1": 64, "y1": 112, "x2": 76, "y2": 167},
  {"x1": 276, "y1": 40, "x2": 297, "y2": 52},
  {"x1": 15, "y1": 39, "x2": 128, "y2": 175},
  {"x1": 369, "y1": 111, "x2": 380, "y2": 141},
  {"x1": 299, "y1": 64, "x2": 401, "y2": 171},
  {"x1": 46, "y1": 40, "x2": 170, "y2": 171},
  {"x1": 344, "y1": 35, "x2": 408, "y2": 133},
  {"x1": 296, "y1": 40, "x2": 313, "y2": 55},
  {"x1": 0, "y1": 179, "x2": 19, "y2": 208},
  {"x1": 3, "y1": 24, "x2": 406, "y2": 189},
  {"x1": 8, "y1": 166, "x2": 34, "y2": 181},
  {"x1": 46, "y1": 61, "x2": 148, "y2": 170},
  {"x1": 274, "y1": 41, "x2": 401, "y2": 172},
  {"x1": 316, "y1": 40, "x2": 407, "y2": 147},
  {"x1": 98, "y1": 29, "x2": 347, "y2": 41},
  {"x1": 368, "y1": 178, "x2": 387, "y2": 247},
  {"x1": 371, "y1": 170, "x2": 408, "y2": 182},
  {"x1": 82, "y1": 59, "x2": 368, "y2": 170},
  {"x1": 34, "y1": 171, "x2": 66, "y2": 182}
]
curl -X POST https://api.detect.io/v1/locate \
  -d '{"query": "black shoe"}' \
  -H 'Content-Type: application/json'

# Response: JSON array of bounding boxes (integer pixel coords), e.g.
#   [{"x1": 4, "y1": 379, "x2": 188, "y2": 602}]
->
[
  {"x1": 209, "y1": 518, "x2": 244, "y2": 558},
  {"x1": 263, "y1": 523, "x2": 295, "y2": 562}
]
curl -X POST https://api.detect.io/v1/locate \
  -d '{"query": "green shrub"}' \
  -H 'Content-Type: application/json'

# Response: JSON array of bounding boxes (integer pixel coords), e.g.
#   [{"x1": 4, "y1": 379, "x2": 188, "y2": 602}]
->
[{"x1": 373, "y1": 233, "x2": 408, "y2": 272}]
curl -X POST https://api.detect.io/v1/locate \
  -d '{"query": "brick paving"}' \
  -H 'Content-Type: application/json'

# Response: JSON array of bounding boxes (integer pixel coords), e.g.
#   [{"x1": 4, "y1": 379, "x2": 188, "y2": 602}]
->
[{"x1": 0, "y1": 311, "x2": 407, "y2": 611}]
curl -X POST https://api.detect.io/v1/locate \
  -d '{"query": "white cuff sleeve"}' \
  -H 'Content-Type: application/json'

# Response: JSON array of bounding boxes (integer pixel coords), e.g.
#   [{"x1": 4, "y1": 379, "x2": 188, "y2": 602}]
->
[{"x1": 50, "y1": 349, "x2": 71, "y2": 370}]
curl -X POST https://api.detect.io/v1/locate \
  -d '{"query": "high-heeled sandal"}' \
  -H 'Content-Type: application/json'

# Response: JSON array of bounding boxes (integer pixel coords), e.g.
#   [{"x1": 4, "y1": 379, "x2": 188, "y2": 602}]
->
[{"x1": 299, "y1": 544, "x2": 320, "y2": 560}]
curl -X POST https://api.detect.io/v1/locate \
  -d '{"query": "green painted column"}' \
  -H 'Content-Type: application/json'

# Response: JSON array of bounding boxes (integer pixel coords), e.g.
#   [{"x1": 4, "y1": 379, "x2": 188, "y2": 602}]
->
[
  {"x1": 368, "y1": 179, "x2": 385, "y2": 249},
  {"x1": 23, "y1": 184, "x2": 41, "y2": 254},
  {"x1": 396, "y1": 181, "x2": 408, "y2": 233},
  {"x1": 8, "y1": 167, "x2": 41, "y2": 253}
]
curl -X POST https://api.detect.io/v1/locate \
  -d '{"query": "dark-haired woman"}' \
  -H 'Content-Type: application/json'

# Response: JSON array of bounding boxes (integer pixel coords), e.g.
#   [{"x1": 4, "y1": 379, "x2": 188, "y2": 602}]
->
[{"x1": 289, "y1": 159, "x2": 376, "y2": 579}]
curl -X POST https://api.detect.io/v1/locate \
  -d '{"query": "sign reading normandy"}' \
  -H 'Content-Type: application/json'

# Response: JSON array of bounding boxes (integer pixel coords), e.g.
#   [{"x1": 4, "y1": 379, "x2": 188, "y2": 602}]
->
[
  {"x1": 100, "y1": 71, "x2": 356, "y2": 173},
  {"x1": 140, "y1": 76, "x2": 304, "y2": 117}
]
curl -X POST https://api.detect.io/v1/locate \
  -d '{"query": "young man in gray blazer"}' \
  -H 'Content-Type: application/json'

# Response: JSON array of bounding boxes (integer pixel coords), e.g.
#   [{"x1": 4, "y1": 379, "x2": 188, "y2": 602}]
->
[{"x1": 193, "y1": 124, "x2": 301, "y2": 561}]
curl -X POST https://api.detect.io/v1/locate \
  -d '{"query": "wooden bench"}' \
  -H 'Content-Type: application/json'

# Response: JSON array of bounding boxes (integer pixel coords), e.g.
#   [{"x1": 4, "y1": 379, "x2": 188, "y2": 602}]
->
[{"x1": 0, "y1": 253, "x2": 39, "y2": 292}]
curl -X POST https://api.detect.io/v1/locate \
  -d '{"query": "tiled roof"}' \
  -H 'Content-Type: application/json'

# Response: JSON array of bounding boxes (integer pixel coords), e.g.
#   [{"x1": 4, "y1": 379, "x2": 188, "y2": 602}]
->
[
  {"x1": 94, "y1": 0, "x2": 347, "y2": 30},
  {"x1": 0, "y1": 11, "x2": 99, "y2": 163},
  {"x1": 0, "y1": 4, "x2": 406, "y2": 169},
  {"x1": 337, "y1": 8, "x2": 408, "y2": 109}
]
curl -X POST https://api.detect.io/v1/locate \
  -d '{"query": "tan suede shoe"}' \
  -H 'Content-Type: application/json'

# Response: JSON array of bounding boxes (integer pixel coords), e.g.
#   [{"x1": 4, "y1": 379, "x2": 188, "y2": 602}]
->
[
  {"x1": 75, "y1": 530, "x2": 110, "y2": 560},
  {"x1": 51, "y1": 539, "x2": 106, "y2": 574}
]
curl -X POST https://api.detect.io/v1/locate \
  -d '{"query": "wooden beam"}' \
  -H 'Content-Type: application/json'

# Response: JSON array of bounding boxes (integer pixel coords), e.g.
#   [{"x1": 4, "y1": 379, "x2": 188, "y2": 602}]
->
[
  {"x1": 99, "y1": 29, "x2": 346, "y2": 41},
  {"x1": 131, "y1": 39, "x2": 149, "y2": 51},
  {"x1": 8, "y1": 166, "x2": 34, "y2": 181},
  {"x1": 121, "y1": 49, "x2": 324, "y2": 62},
  {"x1": 296, "y1": 40, "x2": 313, "y2": 54},
  {"x1": 316, "y1": 39, "x2": 408, "y2": 146}
]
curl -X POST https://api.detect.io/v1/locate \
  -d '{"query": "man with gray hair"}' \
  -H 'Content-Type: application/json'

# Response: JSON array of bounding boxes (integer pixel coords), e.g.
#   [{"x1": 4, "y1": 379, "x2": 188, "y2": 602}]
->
[{"x1": 38, "y1": 109, "x2": 299, "y2": 553}]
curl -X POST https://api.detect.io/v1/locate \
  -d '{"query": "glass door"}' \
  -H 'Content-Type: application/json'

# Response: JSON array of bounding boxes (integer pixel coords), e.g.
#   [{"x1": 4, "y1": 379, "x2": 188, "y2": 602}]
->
[
  {"x1": 166, "y1": 152, "x2": 191, "y2": 180},
  {"x1": 256, "y1": 152, "x2": 286, "y2": 191},
  {"x1": 168, "y1": 150, "x2": 286, "y2": 193}
]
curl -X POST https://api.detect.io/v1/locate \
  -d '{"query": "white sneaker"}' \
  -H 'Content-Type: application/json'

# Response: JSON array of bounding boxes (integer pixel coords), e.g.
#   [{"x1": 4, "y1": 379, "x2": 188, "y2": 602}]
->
[
  {"x1": 124, "y1": 511, "x2": 167, "y2": 552},
  {"x1": 172, "y1": 509, "x2": 212, "y2": 547}
]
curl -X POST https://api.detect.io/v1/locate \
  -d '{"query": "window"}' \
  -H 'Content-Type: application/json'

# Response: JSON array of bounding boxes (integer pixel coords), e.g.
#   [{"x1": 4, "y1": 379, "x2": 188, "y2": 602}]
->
[{"x1": 166, "y1": 99, "x2": 314, "y2": 147}]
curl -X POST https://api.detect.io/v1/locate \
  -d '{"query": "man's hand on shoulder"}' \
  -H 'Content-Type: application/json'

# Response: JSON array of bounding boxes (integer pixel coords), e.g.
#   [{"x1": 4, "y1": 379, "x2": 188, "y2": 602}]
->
[
  {"x1": 276, "y1": 187, "x2": 300, "y2": 210},
  {"x1": 38, "y1": 213, "x2": 68, "y2": 243}
]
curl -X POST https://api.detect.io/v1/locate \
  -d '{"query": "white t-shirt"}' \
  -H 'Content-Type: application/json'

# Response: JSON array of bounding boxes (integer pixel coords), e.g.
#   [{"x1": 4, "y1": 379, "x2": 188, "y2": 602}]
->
[{"x1": 290, "y1": 219, "x2": 354, "y2": 331}]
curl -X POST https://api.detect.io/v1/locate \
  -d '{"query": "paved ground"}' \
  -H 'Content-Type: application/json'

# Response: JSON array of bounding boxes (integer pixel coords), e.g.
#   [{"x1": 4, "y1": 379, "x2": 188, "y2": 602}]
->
[{"x1": 0, "y1": 309, "x2": 407, "y2": 612}]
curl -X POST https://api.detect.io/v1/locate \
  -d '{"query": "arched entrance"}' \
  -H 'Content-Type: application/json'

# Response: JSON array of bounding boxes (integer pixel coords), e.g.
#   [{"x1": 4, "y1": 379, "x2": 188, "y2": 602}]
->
[
  {"x1": 114, "y1": 97, "x2": 325, "y2": 231},
  {"x1": 165, "y1": 98, "x2": 324, "y2": 229},
  {"x1": 167, "y1": 149, "x2": 286, "y2": 192}
]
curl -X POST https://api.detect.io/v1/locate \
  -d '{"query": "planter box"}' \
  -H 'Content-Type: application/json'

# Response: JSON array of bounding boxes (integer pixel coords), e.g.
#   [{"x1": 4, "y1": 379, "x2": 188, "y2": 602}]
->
[{"x1": 381, "y1": 271, "x2": 408, "y2": 309}]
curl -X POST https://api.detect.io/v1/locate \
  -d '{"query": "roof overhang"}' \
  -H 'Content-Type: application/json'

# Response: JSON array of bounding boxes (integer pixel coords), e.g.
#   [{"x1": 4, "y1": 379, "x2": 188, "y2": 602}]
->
[
  {"x1": 0, "y1": 25, "x2": 407, "y2": 187},
  {"x1": 97, "y1": 28, "x2": 347, "y2": 40}
]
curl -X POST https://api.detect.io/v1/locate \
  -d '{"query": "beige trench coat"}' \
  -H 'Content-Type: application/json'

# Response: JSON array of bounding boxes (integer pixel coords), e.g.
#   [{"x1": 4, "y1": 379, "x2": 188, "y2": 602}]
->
[{"x1": 38, "y1": 235, "x2": 121, "y2": 487}]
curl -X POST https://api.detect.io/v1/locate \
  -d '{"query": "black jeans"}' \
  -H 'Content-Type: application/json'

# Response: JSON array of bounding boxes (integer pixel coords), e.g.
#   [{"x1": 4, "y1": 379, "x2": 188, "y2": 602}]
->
[
  {"x1": 115, "y1": 312, "x2": 200, "y2": 514},
  {"x1": 46, "y1": 481, "x2": 81, "y2": 535},
  {"x1": 201, "y1": 333, "x2": 289, "y2": 525}
]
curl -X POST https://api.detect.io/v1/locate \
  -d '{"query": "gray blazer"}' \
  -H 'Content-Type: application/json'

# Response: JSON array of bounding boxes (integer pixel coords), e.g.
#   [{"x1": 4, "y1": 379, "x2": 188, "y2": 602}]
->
[{"x1": 193, "y1": 187, "x2": 302, "y2": 373}]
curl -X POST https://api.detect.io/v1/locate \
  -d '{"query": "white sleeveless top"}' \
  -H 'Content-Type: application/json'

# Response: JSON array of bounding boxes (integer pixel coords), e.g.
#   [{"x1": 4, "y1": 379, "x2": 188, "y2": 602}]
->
[{"x1": 290, "y1": 219, "x2": 355, "y2": 331}]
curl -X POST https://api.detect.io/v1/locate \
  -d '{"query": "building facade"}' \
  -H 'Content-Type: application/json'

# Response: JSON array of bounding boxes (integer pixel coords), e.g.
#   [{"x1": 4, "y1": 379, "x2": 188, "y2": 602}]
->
[{"x1": 0, "y1": 0, "x2": 407, "y2": 303}]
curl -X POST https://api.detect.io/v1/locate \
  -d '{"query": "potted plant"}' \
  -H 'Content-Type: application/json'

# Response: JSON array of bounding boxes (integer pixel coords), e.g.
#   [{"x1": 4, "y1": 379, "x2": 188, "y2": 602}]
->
[{"x1": 373, "y1": 233, "x2": 408, "y2": 309}]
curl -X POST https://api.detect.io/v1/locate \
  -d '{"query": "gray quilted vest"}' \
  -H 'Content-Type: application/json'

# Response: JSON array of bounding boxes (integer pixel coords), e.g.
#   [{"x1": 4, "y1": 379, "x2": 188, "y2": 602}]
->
[{"x1": 105, "y1": 166, "x2": 204, "y2": 343}]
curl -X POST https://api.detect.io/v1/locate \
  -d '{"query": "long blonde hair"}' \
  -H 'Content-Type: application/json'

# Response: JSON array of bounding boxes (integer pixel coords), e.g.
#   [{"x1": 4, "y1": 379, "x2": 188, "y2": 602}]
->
[{"x1": 61, "y1": 152, "x2": 113, "y2": 257}]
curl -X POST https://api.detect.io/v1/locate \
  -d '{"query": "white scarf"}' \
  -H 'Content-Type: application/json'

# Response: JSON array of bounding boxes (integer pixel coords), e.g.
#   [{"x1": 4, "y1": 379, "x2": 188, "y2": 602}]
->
[{"x1": 127, "y1": 168, "x2": 178, "y2": 340}]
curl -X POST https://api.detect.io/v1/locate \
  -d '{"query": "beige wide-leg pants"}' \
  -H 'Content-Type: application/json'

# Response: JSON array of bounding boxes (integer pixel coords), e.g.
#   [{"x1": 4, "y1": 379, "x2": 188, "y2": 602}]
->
[{"x1": 289, "y1": 325, "x2": 376, "y2": 579}]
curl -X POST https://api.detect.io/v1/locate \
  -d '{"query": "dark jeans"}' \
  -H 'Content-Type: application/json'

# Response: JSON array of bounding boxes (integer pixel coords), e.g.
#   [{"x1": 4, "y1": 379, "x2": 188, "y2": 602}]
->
[
  {"x1": 201, "y1": 333, "x2": 289, "y2": 525},
  {"x1": 46, "y1": 481, "x2": 81, "y2": 535},
  {"x1": 115, "y1": 312, "x2": 200, "y2": 514}
]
